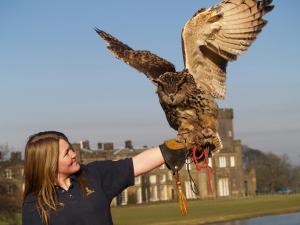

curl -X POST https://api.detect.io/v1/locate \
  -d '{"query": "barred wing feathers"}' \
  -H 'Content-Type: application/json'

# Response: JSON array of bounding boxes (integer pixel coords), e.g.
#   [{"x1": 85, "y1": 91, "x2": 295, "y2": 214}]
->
[
  {"x1": 95, "y1": 28, "x2": 176, "y2": 81},
  {"x1": 182, "y1": 0, "x2": 274, "y2": 99}
]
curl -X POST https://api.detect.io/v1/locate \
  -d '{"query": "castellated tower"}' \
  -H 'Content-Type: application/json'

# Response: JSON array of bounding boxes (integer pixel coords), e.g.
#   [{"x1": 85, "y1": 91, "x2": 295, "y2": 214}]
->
[
  {"x1": 218, "y1": 108, "x2": 235, "y2": 150},
  {"x1": 212, "y1": 108, "x2": 245, "y2": 198}
]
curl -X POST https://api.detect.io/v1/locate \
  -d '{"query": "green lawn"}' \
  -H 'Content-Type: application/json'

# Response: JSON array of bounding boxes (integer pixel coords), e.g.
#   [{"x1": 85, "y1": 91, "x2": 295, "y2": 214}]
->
[
  {"x1": 112, "y1": 194, "x2": 300, "y2": 225},
  {"x1": 0, "y1": 213, "x2": 20, "y2": 225},
  {"x1": 2, "y1": 195, "x2": 300, "y2": 225}
]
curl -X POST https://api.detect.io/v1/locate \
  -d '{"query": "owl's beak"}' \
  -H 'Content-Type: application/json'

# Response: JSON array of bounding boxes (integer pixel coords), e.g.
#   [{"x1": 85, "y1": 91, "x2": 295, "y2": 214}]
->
[{"x1": 170, "y1": 95, "x2": 174, "y2": 102}]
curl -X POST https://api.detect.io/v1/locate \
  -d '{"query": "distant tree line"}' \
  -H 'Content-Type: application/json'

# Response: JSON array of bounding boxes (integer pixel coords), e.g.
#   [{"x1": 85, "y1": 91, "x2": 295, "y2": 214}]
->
[
  {"x1": 0, "y1": 144, "x2": 21, "y2": 225},
  {"x1": 0, "y1": 189, "x2": 21, "y2": 225},
  {"x1": 243, "y1": 146, "x2": 300, "y2": 194}
]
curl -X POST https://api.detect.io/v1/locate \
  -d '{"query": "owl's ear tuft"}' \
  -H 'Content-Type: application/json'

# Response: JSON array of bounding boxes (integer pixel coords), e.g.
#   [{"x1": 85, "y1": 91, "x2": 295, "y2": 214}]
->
[
  {"x1": 178, "y1": 74, "x2": 190, "y2": 87},
  {"x1": 153, "y1": 79, "x2": 164, "y2": 86}
]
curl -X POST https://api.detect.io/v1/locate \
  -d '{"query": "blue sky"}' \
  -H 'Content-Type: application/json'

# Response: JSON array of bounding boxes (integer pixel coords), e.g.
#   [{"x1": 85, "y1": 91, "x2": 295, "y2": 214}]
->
[{"x1": 1, "y1": 0, "x2": 299, "y2": 164}]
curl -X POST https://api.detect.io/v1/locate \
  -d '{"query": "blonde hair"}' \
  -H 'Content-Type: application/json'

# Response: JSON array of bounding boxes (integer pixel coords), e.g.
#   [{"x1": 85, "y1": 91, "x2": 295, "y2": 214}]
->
[{"x1": 23, "y1": 131, "x2": 85, "y2": 225}]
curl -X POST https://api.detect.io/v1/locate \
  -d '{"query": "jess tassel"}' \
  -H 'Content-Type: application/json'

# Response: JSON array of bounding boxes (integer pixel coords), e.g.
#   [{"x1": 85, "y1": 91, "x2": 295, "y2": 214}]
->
[{"x1": 175, "y1": 167, "x2": 188, "y2": 216}]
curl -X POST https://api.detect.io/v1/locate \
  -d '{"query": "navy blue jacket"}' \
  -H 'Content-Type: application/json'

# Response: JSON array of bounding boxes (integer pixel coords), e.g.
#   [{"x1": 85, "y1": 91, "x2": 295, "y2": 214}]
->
[{"x1": 22, "y1": 158, "x2": 134, "y2": 225}]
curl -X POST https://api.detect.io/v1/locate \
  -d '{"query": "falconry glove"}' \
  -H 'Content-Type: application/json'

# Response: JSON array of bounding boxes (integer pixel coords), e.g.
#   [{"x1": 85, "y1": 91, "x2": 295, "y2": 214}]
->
[{"x1": 159, "y1": 139, "x2": 187, "y2": 173}]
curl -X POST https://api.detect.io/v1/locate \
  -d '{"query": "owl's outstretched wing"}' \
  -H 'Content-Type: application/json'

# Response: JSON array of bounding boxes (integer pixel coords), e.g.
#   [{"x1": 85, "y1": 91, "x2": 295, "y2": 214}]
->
[
  {"x1": 95, "y1": 28, "x2": 176, "y2": 81},
  {"x1": 182, "y1": 0, "x2": 274, "y2": 99}
]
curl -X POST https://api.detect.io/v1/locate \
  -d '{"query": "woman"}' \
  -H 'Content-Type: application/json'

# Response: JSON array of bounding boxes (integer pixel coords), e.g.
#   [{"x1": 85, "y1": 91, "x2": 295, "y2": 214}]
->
[{"x1": 22, "y1": 131, "x2": 186, "y2": 225}]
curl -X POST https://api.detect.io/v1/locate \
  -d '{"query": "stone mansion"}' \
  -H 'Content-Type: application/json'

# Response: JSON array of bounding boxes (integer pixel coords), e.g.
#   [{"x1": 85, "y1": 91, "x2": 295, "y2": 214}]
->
[{"x1": 0, "y1": 108, "x2": 256, "y2": 206}]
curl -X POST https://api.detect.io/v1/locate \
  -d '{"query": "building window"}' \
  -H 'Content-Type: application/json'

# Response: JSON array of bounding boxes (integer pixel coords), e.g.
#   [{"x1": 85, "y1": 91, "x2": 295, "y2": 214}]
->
[
  {"x1": 228, "y1": 130, "x2": 232, "y2": 137},
  {"x1": 167, "y1": 171, "x2": 173, "y2": 181},
  {"x1": 149, "y1": 175, "x2": 157, "y2": 184},
  {"x1": 160, "y1": 174, "x2": 166, "y2": 184},
  {"x1": 218, "y1": 178, "x2": 229, "y2": 197},
  {"x1": 150, "y1": 185, "x2": 158, "y2": 202},
  {"x1": 219, "y1": 156, "x2": 226, "y2": 168},
  {"x1": 208, "y1": 157, "x2": 213, "y2": 167},
  {"x1": 137, "y1": 187, "x2": 142, "y2": 204},
  {"x1": 159, "y1": 185, "x2": 168, "y2": 201},
  {"x1": 169, "y1": 186, "x2": 175, "y2": 200},
  {"x1": 185, "y1": 181, "x2": 197, "y2": 199},
  {"x1": 5, "y1": 169, "x2": 12, "y2": 179},
  {"x1": 185, "y1": 158, "x2": 192, "y2": 170},
  {"x1": 135, "y1": 176, "x2": 141, "y2": 185},
  {"x1": 230, "y1": 156, "x2": 235, "y2": 167},
  {"x1": 121, "y1": 189, "x2": 128, "y2": 205},
  {"x1": 232, "y1": 179, "x2": 236, "y2": 188},
  {"x1": 7, "y1": 184, "x2": 14, "y2": 194}
]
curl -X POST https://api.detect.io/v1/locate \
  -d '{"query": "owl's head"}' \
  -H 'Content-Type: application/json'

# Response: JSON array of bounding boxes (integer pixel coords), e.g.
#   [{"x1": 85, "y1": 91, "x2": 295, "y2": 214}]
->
[{"x1": 154, "y1": 71, "x2": 196, "y2": 105}]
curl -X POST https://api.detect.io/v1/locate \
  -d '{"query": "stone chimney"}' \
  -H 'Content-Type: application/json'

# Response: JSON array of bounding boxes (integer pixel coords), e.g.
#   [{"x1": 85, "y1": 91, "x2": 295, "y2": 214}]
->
[
  {"x1": 104, "y1": 142, "x2": 114, "y2": 150},
  {"x1": 125, "y1": 140, "x2": 133, "y2": 149},
  {"x1": 80, "y1": 140, "x2": 90, "y2": 150},
  {"x1": 10, "y1": 152, "x2": 22, "y2": 161},
  {"x1": 97, "y1": 142, "x2": 103, "y2": 150}
]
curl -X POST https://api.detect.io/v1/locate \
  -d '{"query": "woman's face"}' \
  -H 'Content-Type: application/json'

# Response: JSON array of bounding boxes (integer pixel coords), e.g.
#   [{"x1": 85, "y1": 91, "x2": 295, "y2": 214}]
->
[{"x1": 57, "y1": 139, "x2": 80, "y2": 177}]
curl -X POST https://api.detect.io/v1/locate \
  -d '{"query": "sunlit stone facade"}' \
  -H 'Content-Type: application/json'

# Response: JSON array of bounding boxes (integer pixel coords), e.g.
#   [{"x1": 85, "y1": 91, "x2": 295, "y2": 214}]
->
[{"x1": 0, "y1": 108, "x2": 253, "y2": 205}]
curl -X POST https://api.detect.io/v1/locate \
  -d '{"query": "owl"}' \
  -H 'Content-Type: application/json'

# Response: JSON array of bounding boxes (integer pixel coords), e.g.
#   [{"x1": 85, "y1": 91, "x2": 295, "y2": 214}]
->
[{"x1": 95, "y1": 0, "x2": 274, "y2": 152}]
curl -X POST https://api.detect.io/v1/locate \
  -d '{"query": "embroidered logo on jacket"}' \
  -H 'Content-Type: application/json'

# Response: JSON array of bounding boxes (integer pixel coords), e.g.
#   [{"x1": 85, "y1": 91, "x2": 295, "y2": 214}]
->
[{"x1": 85, "y1": 187, "x2": 95, "y2": 196}]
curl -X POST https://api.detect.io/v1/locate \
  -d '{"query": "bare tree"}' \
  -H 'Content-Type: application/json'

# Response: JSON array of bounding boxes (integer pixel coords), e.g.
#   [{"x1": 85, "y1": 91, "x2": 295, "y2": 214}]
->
[
  {"x1": 243, "y1": 146, "x2": 296, "y2": 193},
  {"x1": 0, "y1": 143, "x2": 9, "y2": 160},
  {"x1": 0, "y1": 144, "x2": 21, "y2": 225}
]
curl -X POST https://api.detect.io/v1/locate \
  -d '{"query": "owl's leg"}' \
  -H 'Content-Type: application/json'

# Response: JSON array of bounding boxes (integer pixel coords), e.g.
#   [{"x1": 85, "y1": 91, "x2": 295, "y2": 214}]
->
[
  {"x1": 200, "y1": 113, "x2": 222, "y2": 152},
  {"x1": 176, "y1": 119, "x2": 197, "y2": 149}
]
